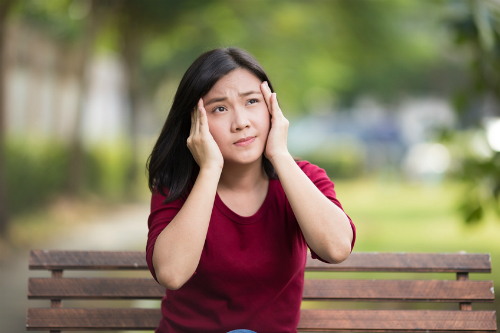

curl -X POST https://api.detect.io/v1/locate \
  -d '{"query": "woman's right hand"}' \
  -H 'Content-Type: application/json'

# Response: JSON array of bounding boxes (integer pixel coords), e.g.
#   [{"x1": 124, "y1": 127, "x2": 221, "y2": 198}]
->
[{"x1": 187, "y1": 98, "x2": 224, "y2": 172}]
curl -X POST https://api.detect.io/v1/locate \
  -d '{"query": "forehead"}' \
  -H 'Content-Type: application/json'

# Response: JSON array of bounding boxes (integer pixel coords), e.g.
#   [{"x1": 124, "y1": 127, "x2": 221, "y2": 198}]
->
[{"x1": 207, "y1": 68, "x2": 261, "y2": 96}]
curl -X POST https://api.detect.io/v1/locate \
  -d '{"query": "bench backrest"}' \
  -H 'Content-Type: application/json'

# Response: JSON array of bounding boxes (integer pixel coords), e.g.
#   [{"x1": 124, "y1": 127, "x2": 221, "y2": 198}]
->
[{"x1": 26, "y1": 250, "x2": 497, "y2": 332}]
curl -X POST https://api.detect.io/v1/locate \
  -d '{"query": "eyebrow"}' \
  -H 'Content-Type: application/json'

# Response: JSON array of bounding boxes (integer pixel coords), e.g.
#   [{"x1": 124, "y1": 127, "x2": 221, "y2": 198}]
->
[{"x1": 205, "y1": 91, "x2": 261, "y2": 106}]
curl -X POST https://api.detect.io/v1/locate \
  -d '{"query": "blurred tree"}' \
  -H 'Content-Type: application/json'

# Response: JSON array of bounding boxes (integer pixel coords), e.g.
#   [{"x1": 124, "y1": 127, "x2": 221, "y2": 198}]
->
[
  {"x1": 65, "y1": 0, "x2": 109, "y2": 196},
  {"x1": 447, "y1": 0, "x2": 500, "y2": 223},
  {"x1": 0, "y1": 0, "x2": 15, "y2": 237},
  {"x1": 17, "y1": 0, "x2": 113, "y2": 196},
  {"x1": 138, "y1": 0, "x2": 458, "y2": 117},
  {"x1": 1, "y1": 0, "x2": 480, "y2": 229},
  {"x1": 111, "y1": 0, "x2": 205, "y2": 196}
]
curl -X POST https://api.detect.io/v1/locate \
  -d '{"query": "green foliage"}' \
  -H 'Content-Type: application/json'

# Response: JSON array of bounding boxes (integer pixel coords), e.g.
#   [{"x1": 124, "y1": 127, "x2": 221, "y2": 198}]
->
[
  {"x1": 301, "y1": 148, "x2": 365, "y2": 179},
  {"x1": 11, "y1": 0, "x2": 498, "y2": 225},
  {"x1": 458, "y1": 152, "x2": 500, "y2": 224},
  {"x1": 134, "y1": 0, "x2": 457, "y2": 116},
  {"x1": 4, "y1": 139, "x2": 70, "y2": 215},
  {"x1": 445, "y1": 0, "x2": 500, "y2": 223},
  {"x1": 4, "y1": 139, "x2": 136, "y2": 216},
  {"x1": 14, "y1": 0, "x2": 87, "y2": 42},
  {"x1": 440, "y1": 126, "x2": 500, "y2": 223},
  {"x1": 83, "y1": 141, "x2": 135, "y2": 200}
]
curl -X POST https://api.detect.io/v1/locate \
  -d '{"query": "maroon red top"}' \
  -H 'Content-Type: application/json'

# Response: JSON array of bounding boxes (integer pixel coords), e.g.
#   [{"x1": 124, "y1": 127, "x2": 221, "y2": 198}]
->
[{"x1": 146, "y1": 160, "x2": 356, "y2": 333}]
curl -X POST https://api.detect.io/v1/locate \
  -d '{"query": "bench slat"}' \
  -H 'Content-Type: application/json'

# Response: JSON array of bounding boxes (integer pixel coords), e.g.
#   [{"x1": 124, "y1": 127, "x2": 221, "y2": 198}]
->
[
  {"x1": 26, "y1": 308, "x2": 497, "y2": 331},
  {"x1": 306, "y1": 253, "x2": 491, "y2": 273},
  {"x1": 29, "y1": 250, "x2": 147, "y2": 270},
  {"x1": 28, "y1": 278, "x2": 495, "y2": 302},
  {"x1": 28, "y1": 278, "x2": 165, "y2": 299},
  {"x1": 30, "y1": 250, "x2": 492, "y2": 272},
  {"x1": 302, "y1": 279, "x2": 495, "y2": 302},
  {"x1": 26, "y1": 308, "x2": 161, "y2": 330},
  {"x1": 298, "y1": 310, "x2": 497, "y2": 332}
]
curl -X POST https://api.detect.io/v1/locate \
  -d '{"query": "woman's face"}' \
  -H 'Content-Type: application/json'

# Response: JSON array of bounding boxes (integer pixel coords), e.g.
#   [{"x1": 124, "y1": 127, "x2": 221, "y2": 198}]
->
[{"x1": 202, "y1": 68, "x2": 271, "y2": 166}]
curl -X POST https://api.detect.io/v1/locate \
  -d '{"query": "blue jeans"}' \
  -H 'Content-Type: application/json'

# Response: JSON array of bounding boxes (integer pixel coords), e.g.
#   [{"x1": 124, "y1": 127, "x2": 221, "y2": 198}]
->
[{"x1": 227, "y1": 330, "x2": 257, "y2": 333}]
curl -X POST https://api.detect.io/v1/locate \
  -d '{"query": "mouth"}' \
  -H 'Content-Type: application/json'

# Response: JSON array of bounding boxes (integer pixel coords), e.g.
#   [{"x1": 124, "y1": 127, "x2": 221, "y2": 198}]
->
[{"x1": 234, "y1": 136, "x2": 256, "y2": 146}]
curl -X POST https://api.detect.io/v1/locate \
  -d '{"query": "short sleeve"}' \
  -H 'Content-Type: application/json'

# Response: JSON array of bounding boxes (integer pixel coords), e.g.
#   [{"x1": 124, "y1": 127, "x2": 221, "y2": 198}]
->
[
  {"x1": 146, "y1": 188, "x2": 185, "y2": 283},
  {"x1": 297, "y1": 161, "x2": 356, "y2": 263}
]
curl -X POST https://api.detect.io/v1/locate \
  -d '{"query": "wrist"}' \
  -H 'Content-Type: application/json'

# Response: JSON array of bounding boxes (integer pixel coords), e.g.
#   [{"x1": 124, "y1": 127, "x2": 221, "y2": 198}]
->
[
  {"x1": 268, "y1": 151, "x2": 293, "y2": 168},
  {"x1": 199, "y1": 165, "x2": 223, "y2": 178}
]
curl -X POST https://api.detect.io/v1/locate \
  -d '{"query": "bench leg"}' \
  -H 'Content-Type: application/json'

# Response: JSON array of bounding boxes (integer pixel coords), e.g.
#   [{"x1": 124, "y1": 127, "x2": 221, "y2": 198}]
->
[
  {"x1": 49, "y1": 270, "x2": 63, "y2": 332},
  {"x1": 457, "y1": 272, "x2": 472, "y2": 310}
]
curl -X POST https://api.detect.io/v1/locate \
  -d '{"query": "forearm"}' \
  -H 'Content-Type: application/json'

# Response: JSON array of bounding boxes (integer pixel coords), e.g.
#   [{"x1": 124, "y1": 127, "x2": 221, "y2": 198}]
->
[
  {"x1": 152, "y1": 167, "x2": 221, "y2": 290},
  {"x1": 270, "y1": 153, "x2": 353, "y2": 263}
]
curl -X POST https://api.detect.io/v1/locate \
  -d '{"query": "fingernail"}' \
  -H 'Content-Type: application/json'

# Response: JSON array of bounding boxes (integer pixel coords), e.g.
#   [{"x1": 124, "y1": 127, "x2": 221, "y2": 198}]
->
[{"x1": 265, "y1": 81, "x2": 269, "y2": 87}]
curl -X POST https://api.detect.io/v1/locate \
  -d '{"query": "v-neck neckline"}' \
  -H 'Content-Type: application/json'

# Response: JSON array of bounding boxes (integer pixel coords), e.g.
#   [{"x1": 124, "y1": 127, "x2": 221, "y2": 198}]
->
[{"x1": 214, "y1": 180, "x2": 273, "y2": 224}]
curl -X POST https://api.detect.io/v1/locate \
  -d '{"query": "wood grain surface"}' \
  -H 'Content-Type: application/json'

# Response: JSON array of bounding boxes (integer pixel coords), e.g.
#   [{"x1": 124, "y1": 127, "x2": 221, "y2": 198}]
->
[
  {"x1": 298, "y1": 309, "x2": 497, "y2": 331},
  {"x1": 28, "y1": 278, "x2": 495, "y2": 302},
  {"x1": 26, "y1": 308, "x2": 497, "y2": 331},
  {"x1": 29, "y1": 250, "x2": 492, "y2": 272},
  {"x1": 26, "y1": 250, "x2": 496, "y2": 331}
]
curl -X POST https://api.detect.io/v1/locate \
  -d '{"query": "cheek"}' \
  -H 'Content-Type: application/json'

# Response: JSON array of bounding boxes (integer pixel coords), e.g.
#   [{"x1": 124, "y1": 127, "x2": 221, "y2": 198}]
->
[
  {"x1": 206, "y1": 119, "x2": 224, "y2": 146},
  {"x1": 259, "y1": 109, "x2": 271, "y2": 134}
]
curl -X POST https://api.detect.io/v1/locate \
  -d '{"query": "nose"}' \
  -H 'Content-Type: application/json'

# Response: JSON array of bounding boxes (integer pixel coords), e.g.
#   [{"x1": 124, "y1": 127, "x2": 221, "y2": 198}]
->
[{"x1": 231, "y1": 106, "x2": 251, "y2": 132}]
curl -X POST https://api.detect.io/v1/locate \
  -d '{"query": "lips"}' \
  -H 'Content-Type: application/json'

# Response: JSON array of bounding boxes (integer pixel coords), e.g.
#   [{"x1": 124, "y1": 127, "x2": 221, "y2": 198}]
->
[
  {"x1": 235, "y1": 136, "x2": 255, "y2": 144},
  {"x1": 234, "y1": 136, "x2": 256, "y2": 146}
]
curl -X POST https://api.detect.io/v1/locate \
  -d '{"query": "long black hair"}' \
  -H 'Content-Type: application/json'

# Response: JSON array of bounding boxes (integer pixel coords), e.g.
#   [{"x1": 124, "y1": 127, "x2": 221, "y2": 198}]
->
[{"x1": 147, "y1": 47, "x2": 278, "y2": 203}]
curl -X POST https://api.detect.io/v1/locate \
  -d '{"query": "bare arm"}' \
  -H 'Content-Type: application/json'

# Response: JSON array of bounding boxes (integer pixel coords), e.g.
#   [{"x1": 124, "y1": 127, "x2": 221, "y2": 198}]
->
[
  {"x1": 271, "y1": 153, "x2": 353, "y2": 263},
  {"x1": 152, "y1": 99, "x2": 223, "y2": 290},
  {"x1": 260, "y1": 82, "x2": 352, "y2": 264},
  {"x1": 152, "y1": 167, "x2": 221, "y2": 290}
]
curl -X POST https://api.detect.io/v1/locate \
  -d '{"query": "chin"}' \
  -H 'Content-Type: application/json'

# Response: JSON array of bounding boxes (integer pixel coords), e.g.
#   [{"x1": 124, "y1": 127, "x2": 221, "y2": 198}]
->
[{"x1": 225, "y1": 151, "x2": 264, "y2": 166}]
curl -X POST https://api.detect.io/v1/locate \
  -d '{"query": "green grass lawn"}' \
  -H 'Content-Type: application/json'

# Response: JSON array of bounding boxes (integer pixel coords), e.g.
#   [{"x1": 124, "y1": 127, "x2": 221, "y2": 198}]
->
[
  {"x1": 335, "y1": 178, "x2": 500, "y2": 254},
  {"x1": 303, "y1": 177, "x2": 500, "y2": 318}
]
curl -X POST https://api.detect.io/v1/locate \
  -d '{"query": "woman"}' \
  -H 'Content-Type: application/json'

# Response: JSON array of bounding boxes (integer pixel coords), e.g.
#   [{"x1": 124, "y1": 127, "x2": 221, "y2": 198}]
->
[{"x1": 146, "y1": 47, "x2": 356, "y2": 333}]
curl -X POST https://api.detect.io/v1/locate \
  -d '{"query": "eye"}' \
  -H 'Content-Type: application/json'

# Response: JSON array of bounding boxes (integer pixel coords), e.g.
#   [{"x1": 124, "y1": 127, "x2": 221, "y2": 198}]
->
[
  {"x1": 212, "y1": 106, "x2": 226, "y2": 113},
  {"x1": 248, "y1": 98, "x2": 258, "y2": 105}
]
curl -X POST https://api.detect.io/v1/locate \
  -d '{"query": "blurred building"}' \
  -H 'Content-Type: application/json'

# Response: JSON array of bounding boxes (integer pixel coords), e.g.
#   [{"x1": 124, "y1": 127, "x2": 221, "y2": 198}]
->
[
  {"x1": 4, "y1": 23, "x2": 144, "y2": 148},
  {"x1": 288, "y1": 96, "x2": 456, "y2": 180}
]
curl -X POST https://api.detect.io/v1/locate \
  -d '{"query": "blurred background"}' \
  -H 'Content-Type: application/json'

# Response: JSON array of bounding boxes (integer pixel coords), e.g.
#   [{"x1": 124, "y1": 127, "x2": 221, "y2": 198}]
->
[{"x1": 0, "y1": 0, "x2": 499, "y2": 331}]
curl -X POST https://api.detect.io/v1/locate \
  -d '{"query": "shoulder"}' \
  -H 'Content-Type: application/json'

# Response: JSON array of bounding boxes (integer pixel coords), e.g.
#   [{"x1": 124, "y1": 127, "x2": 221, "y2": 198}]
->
[
  {"x1": 296, "y1": 159, "x2": 329, "y2": 180},
  {"x1": 150, "y1": 186, "x2": 187, "y2": 211},
  {"x1": 296, "y1": 159, "x2": 315, "y2": 171}
]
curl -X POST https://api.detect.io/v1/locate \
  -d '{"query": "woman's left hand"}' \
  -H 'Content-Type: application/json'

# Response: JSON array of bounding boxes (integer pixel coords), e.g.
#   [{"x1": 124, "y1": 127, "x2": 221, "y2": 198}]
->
[{"x1": 260, "y1": 81, "x2": 290, "y2": 162}]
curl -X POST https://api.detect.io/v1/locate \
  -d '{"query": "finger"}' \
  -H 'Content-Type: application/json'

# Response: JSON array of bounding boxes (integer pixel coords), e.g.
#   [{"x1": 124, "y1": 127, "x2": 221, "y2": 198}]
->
[
  {"x1": 189, "y1": 108, "x2": 196, "y2": 137},
  {"x1": 196, "y1": 98, "x2": 203, "y2": 134},
  {"x1": 194, "y1": 99, "x2": 203, "y2": 135},
  {"x1": 262, "y1": 81, "x2": 272, "y2": 108},
  {"x1": 271, "y1": 92, "x2": 281, "y2": 115},
  {"x1": 198, "y1": 99, "x2": 209, "y2": 133},
  {"x1": 260, "y1": 81, "x2": 273, "y2": 114}
]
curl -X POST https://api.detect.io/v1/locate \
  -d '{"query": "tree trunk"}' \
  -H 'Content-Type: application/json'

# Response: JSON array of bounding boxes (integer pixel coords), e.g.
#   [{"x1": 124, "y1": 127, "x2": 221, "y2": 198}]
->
[
  {"x1": 0, "y1": 0, "x2": 14, "y2": 237},
  {"x1": 122, "y1": 30, "x2": 142, "y2": 197},
  {"x1": 65, "y1": 0, "x2": 104, "y2": 195}
]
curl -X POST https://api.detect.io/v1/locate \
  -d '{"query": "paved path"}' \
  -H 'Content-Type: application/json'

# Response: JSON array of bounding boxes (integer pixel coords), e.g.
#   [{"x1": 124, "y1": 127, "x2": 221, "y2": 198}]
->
[{"x1": 0, "y1": 202, "x2": 150, "y2": 332}]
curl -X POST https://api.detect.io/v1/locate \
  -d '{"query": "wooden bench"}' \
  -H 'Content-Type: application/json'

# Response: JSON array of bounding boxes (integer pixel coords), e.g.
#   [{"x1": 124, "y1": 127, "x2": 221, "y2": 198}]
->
[{"x1": 26, "y1": 250, "x2": 497, "y2": 332}]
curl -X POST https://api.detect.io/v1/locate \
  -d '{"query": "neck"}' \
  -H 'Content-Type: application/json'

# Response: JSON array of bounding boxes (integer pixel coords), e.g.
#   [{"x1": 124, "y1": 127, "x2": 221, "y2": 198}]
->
[{"x1": 218, "y1": 157, "x2": 269, "y2": 193}]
